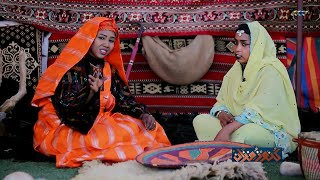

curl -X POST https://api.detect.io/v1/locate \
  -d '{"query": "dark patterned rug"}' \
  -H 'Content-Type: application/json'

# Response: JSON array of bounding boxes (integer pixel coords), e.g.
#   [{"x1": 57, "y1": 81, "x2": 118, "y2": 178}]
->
[{"x1": 0, "y1": 24, "x2": 44, "y2": 161}]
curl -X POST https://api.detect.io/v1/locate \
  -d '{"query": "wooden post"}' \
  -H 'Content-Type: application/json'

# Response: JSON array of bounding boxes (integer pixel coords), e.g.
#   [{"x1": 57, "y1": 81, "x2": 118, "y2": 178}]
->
[{"x1": 296, "y1": 0, "x2": 303, "y2": 107}]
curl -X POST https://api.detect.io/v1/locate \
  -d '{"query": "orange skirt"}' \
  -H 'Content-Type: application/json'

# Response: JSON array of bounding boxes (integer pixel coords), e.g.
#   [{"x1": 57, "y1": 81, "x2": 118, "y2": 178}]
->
[{"x1": 33, "y1": 103, "x2": 171, "y2": 167}]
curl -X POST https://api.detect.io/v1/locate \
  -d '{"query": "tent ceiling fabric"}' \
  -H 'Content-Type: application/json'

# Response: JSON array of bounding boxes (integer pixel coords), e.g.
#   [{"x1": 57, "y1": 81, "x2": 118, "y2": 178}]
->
[{"x1": 0, "y1": 0, "x2": 319, "y2": 37}]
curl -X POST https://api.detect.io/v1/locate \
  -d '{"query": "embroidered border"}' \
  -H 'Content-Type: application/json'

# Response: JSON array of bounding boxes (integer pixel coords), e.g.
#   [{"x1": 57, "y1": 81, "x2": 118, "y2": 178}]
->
[{"x1": 1, "y1": 0, "x2": 319, "y2": 37}]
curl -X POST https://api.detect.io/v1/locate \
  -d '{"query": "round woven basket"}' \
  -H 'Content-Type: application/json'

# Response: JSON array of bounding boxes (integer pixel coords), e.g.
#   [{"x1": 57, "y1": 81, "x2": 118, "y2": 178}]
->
[{"x1": 293, "y1": 132, "x2": 320, "y2": 180}]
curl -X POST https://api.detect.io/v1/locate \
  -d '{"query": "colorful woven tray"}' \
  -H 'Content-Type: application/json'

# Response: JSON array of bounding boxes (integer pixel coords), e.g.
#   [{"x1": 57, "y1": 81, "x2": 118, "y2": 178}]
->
[{"x1": 136, "y1": 141, "x2": 251, "y2": 168}]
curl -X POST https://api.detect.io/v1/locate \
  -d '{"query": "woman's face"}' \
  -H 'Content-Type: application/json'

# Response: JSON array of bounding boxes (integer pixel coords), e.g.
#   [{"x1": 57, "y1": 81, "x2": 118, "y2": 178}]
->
[
  {"x1": 89, "y1": 30, "x2": 116, "y2": 59},
  {"x1": 233, "y1": 31, "x2": 250, "y2": 65}
]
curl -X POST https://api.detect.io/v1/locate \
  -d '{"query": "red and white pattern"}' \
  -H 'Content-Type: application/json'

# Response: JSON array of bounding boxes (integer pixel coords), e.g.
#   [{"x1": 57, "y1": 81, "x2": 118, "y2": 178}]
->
[
  {"x1": 1, "y1": 0, "x2": 319, "y2": 37},
  {"x1": 48, "y1": 34, "x2": 287, "y2": 113}
]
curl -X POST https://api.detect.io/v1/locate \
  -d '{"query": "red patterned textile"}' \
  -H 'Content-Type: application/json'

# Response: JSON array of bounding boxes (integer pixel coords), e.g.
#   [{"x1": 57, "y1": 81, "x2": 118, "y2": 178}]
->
[
  {"x1": 1, "y1": 0, "x2": 319, "y2": 37},
  {"x1": 48, "y1": 33, "x2": 287, "y2": 113}
]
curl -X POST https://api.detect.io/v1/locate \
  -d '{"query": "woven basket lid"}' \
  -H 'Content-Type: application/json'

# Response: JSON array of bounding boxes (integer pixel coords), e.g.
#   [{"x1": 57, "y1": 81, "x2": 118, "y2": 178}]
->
[
  {"x1": 298, "y1": 131, "x2": 320, "y2": 142},
  {"x1": 136, "y1": 141, "x2": 251, "y2": 168}
]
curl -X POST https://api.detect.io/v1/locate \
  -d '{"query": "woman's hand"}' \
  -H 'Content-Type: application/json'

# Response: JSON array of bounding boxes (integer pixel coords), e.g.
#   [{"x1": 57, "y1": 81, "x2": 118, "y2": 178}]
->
[
  {"x1": 88, "y1": 74, "x2": 104, "y2": 93},
  {"x1": 214, "y1": 121, "x2": 243, "y2": 142},
  {"x1": 214, "y1": 130, "x2": 231, "y2": 142},
  {"x1": 141, "y1": 113, "x2": 156, "y2": 131},
  {"x1": 217, "y1": 111, "x2": 235, "y2": 127},
  {"x1": 86, "y1": 74, "x2": 104, "y2": 103}
]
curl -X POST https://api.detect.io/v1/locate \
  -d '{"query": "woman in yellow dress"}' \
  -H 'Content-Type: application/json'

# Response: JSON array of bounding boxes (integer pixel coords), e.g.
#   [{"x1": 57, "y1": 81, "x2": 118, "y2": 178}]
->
[{"x1": 193, "y1": 21, "x2": 300, "y2": 158}]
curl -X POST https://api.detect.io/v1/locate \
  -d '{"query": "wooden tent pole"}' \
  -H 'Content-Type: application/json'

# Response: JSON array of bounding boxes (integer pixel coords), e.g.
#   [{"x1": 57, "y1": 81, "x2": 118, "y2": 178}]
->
[{"x1": 296, "y1": 0, "x2": 303, "y2": 107}]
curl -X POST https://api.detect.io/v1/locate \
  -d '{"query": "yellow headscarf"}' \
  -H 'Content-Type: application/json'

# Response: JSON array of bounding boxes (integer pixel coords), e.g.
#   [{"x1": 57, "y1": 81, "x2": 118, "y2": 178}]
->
[{"x1": 216, "y1": 21, "x2": 300, "y2": 142}]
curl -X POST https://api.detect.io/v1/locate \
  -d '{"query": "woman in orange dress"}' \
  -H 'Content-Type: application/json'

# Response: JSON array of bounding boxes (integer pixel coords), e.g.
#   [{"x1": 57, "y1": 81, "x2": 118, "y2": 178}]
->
[{"x1": 31, "y1": 17, "x2": 171, "y2": 167}]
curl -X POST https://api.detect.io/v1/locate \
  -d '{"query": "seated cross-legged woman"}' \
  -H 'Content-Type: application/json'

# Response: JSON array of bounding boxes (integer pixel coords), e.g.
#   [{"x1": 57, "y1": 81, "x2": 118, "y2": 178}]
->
[
  {"x1": 32, "y1": 17, "x2": 171, "y2": 167},
  {"x1": 193, "y1": 21, "x2": 300, "y2": 158}
]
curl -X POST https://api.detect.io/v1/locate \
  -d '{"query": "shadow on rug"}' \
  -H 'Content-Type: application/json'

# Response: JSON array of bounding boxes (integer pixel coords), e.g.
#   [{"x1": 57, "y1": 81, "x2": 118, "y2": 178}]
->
[{"x1": 153, "y1": 112, "x2": 199, "y2": 145}]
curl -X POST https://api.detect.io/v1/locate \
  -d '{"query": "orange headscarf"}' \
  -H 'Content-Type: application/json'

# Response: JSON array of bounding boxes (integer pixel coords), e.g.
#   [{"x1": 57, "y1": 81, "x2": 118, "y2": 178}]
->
[{"x1": 32, "y1": 17, "x2": 127, "y2": 107}]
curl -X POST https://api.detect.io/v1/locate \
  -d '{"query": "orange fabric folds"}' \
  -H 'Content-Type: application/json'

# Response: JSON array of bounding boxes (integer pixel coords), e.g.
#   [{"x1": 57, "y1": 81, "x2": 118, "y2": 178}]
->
[{"x1": 31, "y1": 17, "x2": 170, "y2": 167}]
